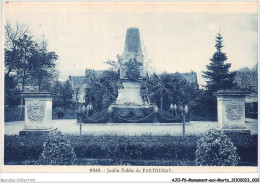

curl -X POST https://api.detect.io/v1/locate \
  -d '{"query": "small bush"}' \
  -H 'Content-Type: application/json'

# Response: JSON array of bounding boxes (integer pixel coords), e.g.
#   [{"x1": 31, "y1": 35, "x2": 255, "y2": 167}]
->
[
  {"x1": 4, "y1": 135, "x2": 44, "y2": 164},
  {"x1": 195, "y1": 129, "x2": 240, "y2": 166},
  {"x1": 38, "y1": 130, "x2": 76, "y2": 165}
]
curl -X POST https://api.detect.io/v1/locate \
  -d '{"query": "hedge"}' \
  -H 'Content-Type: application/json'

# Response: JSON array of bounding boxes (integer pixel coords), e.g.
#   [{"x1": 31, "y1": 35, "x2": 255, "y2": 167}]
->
[{"x1": 4, "y1": 134, "x2": 258, "y2": 166}]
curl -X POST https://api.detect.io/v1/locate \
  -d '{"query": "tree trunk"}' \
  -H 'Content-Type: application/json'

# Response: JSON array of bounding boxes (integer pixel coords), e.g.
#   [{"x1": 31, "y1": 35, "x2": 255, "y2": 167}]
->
[{"x1": 19, "y1": 96, "x2": 23, "y2": 120}]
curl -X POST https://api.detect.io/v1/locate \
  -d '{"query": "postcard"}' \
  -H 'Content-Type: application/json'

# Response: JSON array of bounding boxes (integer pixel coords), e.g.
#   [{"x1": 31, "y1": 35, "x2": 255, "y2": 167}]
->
[{"x1": 1, "y1": 1, "x2": 258, "y2": 182}]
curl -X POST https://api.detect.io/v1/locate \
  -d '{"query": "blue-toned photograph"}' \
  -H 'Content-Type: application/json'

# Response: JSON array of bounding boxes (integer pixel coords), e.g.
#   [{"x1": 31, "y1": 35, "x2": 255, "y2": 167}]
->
[{"x1": 2, "y1": 2, "x2": 258, "y2": 168}]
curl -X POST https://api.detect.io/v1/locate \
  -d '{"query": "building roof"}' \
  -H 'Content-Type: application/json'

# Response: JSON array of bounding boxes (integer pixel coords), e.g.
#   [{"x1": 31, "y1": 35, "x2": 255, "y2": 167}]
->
[
  {"x1": 85, "y1": 69, "x2": 105, "y2": 78},
  {"x1": 169, "y1": 71, "x2": 198, "y2": 85}
]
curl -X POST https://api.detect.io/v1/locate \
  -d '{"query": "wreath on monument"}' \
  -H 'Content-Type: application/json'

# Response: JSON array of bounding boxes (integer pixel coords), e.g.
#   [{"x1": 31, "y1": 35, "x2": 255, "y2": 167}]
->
[{"x1": 125, "y1": 58, "x2": 142, "y2": 80}]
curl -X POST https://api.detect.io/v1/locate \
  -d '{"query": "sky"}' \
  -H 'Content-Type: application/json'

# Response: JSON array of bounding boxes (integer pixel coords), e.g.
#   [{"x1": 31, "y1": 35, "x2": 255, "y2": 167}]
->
[{"x1": 2, "y1": 2, "x2": 258, "y2": 86}]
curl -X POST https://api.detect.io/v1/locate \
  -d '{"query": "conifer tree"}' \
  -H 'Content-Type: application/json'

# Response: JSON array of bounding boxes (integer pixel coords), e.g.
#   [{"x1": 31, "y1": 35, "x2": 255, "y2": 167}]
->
[{"x1": 203, "y1": 33, "x2": 236, "y2": 92}]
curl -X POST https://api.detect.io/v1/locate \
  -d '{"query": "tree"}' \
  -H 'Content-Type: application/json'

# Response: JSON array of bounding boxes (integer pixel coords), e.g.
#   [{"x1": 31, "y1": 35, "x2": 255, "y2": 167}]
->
[
  {"x1": 85, "y1": 70, "x2": 120, "y2": 111},
  {"x1": 4, "y1": 22, "x2": 29, "y2": 78},
  {"x1": 52, "y1": 81, "x2": 74, "y2": 113},
  {"x1": 5, "y1": 22, "x2": 37, "y2": 92},
  {"x1": 234, "y1": 63, "x2": 258, "y2": 93},
  {"x1": 147, "y1": 73, "x2": 170, "y2": 110},
  {"x1": 146, "y1": 72, "x2": 196, "y2": 111},
  {"x1": 203, "y1": 32, "x2": 236, "y2": 92},
  {"x1": 5, "y1": 22, "x2": 59, "y2": 92},
  {"x1": 141, "y1": 40, "x2": 155, "y2": 76},
  {"x1": 30, "y1": 39, "x2": 58, "y2": 91},
  {"x1": 104, "y1": 54, "x2": 123, "y2": 74},
  {"x1": 71, "y1": 77, "x2": 86, "y2": 110},
  {"x1": 82, "y1": 55, "x2": 122, "y2": 111}
]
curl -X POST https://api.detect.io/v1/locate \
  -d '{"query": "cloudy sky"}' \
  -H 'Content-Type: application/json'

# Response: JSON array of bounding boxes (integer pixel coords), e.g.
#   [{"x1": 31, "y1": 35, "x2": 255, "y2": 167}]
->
[{"x1": 2, "y1": 2, "x2": 258, "y2": 86}]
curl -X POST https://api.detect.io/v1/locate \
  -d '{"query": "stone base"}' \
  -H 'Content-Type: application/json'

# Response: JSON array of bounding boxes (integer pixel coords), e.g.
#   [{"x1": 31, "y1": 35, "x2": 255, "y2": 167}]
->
[
  {"x1": 110, "y1": 104, "x2": 155, "y2": 123},
  {"x1": 115, "y1": 81, "x2": 143, "y2": 105},
  {"x1": 215, "y1": 128, "x2": 251, "y2": 136},
  {"x1": 19, "y1": 128, "x2": 54, "y2": 137}
]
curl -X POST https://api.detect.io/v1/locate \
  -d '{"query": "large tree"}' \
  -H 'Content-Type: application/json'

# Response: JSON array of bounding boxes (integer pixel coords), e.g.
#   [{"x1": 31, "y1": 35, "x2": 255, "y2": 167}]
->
[
  {"x1": 4, "y1": 22, "x2": 29, "y2": 78},
  {"x1": 203, "y1": 32, "x2": 236, "y2": 92},
  {"x1": 5, "y1": 22, "x2": 36, "y2": 91},
  {"x1": 30, "y1": 39, "x2": 58, "y2": 91},
  {"x1": 4, "y1": 22, "x2": 58, "y2": 92}
]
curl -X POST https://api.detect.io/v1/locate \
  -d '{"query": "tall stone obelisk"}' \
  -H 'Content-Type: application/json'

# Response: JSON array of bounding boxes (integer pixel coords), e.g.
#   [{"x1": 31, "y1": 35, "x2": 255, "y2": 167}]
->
[
  {"x1": 120, "y1": 28, "x2": 144, "y2": 80},
  {"x1": 115, "y1": 27, "x2": 145, "y2": 105}
]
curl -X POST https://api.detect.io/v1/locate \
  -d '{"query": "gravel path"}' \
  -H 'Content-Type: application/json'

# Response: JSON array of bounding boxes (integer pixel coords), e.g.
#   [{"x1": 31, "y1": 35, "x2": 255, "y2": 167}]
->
[{"x1": 4, "y1": 118, "x2": 258, "y2": 136}]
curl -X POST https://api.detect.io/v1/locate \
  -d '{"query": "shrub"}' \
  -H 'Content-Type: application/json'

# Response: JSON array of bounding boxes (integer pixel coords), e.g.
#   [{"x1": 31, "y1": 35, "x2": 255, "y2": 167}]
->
[
  {"x1": 4, "y1": 135, "x2": 44, "y2": 164},
  {"x1": 195, "y1": 129, "x2": 240, "y2": 166},
  {"x1": 38, "y1": 130, "x2": 76, "y2": 165}
]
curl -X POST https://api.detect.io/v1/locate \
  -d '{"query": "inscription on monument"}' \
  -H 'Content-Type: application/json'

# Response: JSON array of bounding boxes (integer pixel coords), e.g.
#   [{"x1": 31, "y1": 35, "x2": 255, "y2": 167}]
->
[
  {"x1": 27, "y1": 102, "x2": 45, "y2": 122},
  {"x1": 225, "y1": 102, "x2": 243, "y2": 121}
]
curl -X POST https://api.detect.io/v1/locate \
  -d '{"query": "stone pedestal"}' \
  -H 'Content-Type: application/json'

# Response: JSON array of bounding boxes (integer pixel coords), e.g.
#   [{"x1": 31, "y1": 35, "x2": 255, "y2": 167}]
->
[
  {"x1": 19, "y1": 92, "x2": 53, "y2": 137},
  {"x1": 213, "y1": 90, "x2": 250, "y2": 135},
  {"x1": 116, "y1": 81, "x2": 143, "y2": 105}
]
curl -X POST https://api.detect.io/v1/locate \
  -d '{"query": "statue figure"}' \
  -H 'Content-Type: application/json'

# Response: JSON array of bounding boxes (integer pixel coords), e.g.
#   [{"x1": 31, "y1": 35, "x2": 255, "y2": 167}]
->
[{"x1": 140, "y1": 79, "x2": 149, "y2": 105}]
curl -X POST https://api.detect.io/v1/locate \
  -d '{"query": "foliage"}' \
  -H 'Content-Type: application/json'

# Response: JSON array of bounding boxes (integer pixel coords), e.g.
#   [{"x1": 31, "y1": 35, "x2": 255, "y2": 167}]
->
[
  {"x1": 195, "y1": 130, "x2": 240, "y2": 166},
  {"x1": 38, "y1": 130, "x2": 76, "y2": 165},
  {"x1": 4, "y1": 74, "x2": 20, "y2": 107},
  {"x1": 234, "y1": 64, "x2": 258, "y2": 93},
  {"x1": 105, "y1": 54, "x2": 123, "y2": 74},
  {"x1": 4, "y1": 22, "x2": 33, "y2": 91},
  {"x1": 245, "y1": 102, "x2": 258, "y2": 119},
  {"x1": 189, "y1": 89, "x2": 217, "y2": 121},
  {"x1": 5, "y1": 134, "x2": 257, "y2": 166},
  {"x1": 70, "y1": 135, "x2": 197, "y2": 161},
  {"x1": 4, "y1": 135, "x2": 44, "y2": 164},
  {"x1": 52, "y1": 80, "x2": 74, "y2": 113},
  {"x1": 203, "y1": 32, "x2": 236, "y2": 92},
  {"x1": 142, "y1": 41, "x2": 155, "y2": 76},
  {"x1": 4, "y1": 107, "x2": 25, "y2": 122},
  {"x1": 29, "y1": 38, "x2": 58, "y2": 91},
  {"x1": 4, "y1": 22, "x2": 59, "y2": 92},
  {"x1": 85, "y1": 70, "x2": 121, "y2": 111},
  {"x1": 146, "y1": 72, "x2": 198, "y2": 111},
  {"x1": 4, "y1": 22, "x2": 58, "y2": 107}
]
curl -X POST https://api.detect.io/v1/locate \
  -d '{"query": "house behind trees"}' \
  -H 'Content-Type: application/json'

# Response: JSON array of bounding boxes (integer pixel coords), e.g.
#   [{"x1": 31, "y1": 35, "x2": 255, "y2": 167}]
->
[{"x1": 69, "y1": 69, "x2": 105, "y2": 104}]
